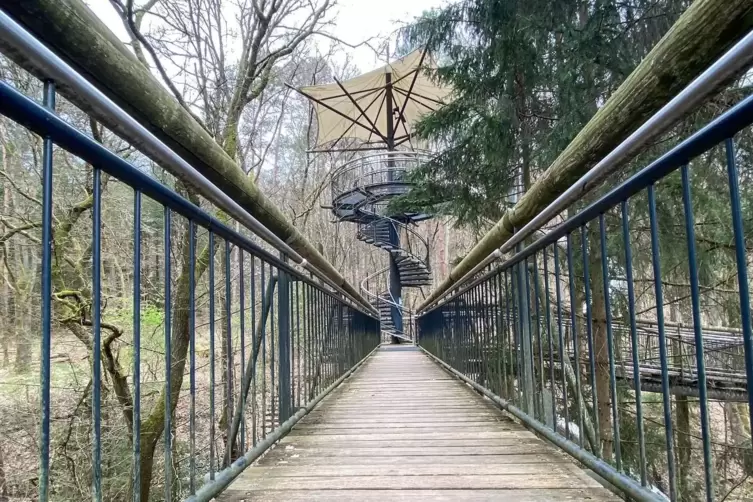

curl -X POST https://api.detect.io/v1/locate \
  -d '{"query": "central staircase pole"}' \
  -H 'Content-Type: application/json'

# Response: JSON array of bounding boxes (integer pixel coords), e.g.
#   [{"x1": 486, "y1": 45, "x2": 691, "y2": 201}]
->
[{"x1": 385, "y1": 71, "x2": 403, "y2": 342}]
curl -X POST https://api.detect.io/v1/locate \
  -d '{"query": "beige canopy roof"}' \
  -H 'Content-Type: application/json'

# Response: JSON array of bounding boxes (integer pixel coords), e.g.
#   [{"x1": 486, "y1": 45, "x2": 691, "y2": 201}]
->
[{"x1": 299, "y1": 50, "x2": 452, "y2": 149}]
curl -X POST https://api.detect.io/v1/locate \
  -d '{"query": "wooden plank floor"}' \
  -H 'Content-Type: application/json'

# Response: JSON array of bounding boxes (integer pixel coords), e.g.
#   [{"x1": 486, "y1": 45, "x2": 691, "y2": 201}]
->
[{"x1": 218, "y1": 345, "x2": 618, "y2": 501}]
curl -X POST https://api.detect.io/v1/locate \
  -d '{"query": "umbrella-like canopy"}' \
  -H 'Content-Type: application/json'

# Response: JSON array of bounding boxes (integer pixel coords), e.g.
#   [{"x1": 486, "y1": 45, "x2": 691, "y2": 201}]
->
[{"x1": 295, "y1": 49, "x2": 452, "y2": 150}]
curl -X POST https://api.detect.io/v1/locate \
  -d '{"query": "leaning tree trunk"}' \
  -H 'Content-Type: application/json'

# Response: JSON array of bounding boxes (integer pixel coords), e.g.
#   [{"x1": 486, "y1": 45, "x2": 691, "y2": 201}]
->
[{"x1": 135, "y1": 218, "x2": 217, "y2": 501}]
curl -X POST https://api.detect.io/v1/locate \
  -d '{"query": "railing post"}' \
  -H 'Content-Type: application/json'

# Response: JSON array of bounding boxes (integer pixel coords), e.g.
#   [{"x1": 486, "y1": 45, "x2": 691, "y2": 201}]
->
[
  {"x1": 515, "y1": 239, "x2": 535, "y2": 416},
  {"x1": 278, "y1": 254, "x2": 292, "y2": 422}
]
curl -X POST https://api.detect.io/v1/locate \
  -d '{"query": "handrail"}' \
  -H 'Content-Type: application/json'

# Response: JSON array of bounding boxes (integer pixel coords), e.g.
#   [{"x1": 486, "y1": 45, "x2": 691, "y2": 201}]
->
[
  {"x1": 360, "y1": 266, "x2": 417, "y2": 342},
  {"x1": 331, "y1": 153, "x2": 432, "y2": 203},
  {"x1": 0, "y1": 63, "x2": 383, "y2": 502},
  {"x1": 428, "y1": 86, "x2": 753, "y2": 311},
  {"x1": 0, "y1": 8, "x2": 376, "y2": 316},
  {"x1": 359, "y1": 216, "x2": 430, "y2": 265},
  {"x1": 333, "y1": 150, "x2": 433, "y2": 173}
]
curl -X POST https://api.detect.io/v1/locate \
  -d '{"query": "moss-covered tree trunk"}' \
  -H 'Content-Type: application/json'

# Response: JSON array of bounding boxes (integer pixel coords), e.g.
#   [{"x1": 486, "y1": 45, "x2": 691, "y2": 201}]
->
[{"x1": 135, "y1": 225, "x2": 216, "y2": 501}]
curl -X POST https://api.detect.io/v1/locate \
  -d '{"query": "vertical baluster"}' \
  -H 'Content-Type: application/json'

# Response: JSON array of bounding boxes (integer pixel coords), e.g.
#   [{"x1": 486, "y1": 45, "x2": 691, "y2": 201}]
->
[
  {"x1": 296, "y1": 280, "x2": 302, "y2": 408},
  {"x1": 580, "y1": 224, "x2": 601, "y2": 458},
  {"x1": 465, "y1": 291, "x2": 471, "y2": 379},
  {"x1": 238, "y1": 250, "x2": 246, "y2": 452},
  {"x1": 271, "y1": 265, "x2": 277, "y2": 428},
  {"x1": 315, "y1": 289, "x2": 321, "y2": 394},
  {"x1": 647, "y1": 188, "x2": 675, "y2": 498},
  {"x1": 163, "y1": 207, "x2": 172, "y2": 502},
  {"x1": 553, "y1": 244, "x2": 569, "y2": 439},
  {"x1": 39, "y1": 80, "x2": 55, "y2": 502},
  {"x1": 224, "y1": 240, "x2": 232, "y2": 466},
  {"x1": 250, "y1": 256, "x2": 257, "y2": 447},
  {"x1": 133, "y1": 191, "x2": 143, "y2": 500},
  {"x1": 278, "y1": 259, "x2": 291, "y2": 422},
  {"x1": 725, "y1": 138, "x2": 753, "y2": 470},
  {"x1": 522, "y1": 257, "x2": 535, "y2": 416},
  {"x1": 303, "y1": 283, "x2": 309, "y2": 402},
  {"x1": 484, "y1": 279, "x2": 493, "y2": 390},
  {"x1": 496, "y1": 272, "x2": 505, "y2": 398},
  {"x1": 502, "y1": 270, "x2": 511, "y2": 399},
  {"x1": 510, "y1": 266, "x2": 520, "y2": 404},
  {"x1": 209, "y1": 231, "x2": 216, "y2": 479},
  {"x1": 680, "y1": 165, "x2": 713, "y2": 500},
  {"x1": 261, "y1": 261, "x2": 267, "y2": 438},
  {"x1": 566, "y1": 233, "x2": 584, "y2": 447},
  {"x1": 543, "y1": 246, "x2": 556, "y2": 430},
  {"x1": 531, "y1": 253, "x2": 546, "y2": 423},
  {"x1": 188, "y1": 221, "x2": 196, "y2": 494},
  {"x1": 291, "y1": 277, "x2": 297, "y2": 408},
  {"x1": 92, "y1": 166, "x2": 102, "y2": 501},
  {"x1": 621, "y1": 201, "x2": 646, "y2": 484},
  {"x1": 599, "y1": 213, "x2": 623, "y2": 472}
]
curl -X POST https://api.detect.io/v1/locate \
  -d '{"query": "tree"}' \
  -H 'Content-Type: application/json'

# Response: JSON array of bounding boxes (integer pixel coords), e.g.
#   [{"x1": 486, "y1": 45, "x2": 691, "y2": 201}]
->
[{"x1": 395, "y1": 0, "x2": 690, "y2": 229}]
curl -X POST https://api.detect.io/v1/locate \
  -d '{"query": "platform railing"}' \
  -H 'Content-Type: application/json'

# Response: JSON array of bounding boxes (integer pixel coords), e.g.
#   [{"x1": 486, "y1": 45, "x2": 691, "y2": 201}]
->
[
  {"x1": 330, "y1": 151, "x2": 432, "y2": 207},
  {"x1": 418, "y1": 69, "x2": 753, "y2": 502},
  {"x1": 0, "y1": 12, "x2": 380, "y2": 502}
]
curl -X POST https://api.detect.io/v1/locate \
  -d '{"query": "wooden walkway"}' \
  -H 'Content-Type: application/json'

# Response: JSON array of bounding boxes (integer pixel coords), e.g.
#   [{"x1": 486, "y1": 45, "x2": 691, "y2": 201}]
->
[{"x1": 219, "y1": 345, "x2": 618, "y2": 501}]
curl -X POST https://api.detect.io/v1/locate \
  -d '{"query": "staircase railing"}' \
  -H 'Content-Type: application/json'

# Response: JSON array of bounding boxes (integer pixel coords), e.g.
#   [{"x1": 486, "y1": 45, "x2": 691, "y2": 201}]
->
[
  {"x1": 357, "y1": 215, "x2": 431, "y2": 267},
  {"x1": 361, "y1": 266, "x2": 417, "y2": 343}
]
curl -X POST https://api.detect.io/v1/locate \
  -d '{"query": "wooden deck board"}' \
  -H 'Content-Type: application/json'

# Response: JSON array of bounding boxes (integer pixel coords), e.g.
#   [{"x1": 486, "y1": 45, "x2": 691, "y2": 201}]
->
[{"x1": 218, "y1": 346, "x2": 619, "y2": 501}]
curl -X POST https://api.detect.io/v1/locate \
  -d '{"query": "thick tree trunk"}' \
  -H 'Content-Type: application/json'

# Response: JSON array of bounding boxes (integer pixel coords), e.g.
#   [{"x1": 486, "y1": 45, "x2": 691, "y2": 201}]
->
[
  {"x1": 726, "y1": 401, "x2": 753, "y2": 474},
  {"x1": 589, "y1": 228, "x2": 613, "y2": 461},
  {"x1": 135, "y1": 224, "x2": 216, "y2": 501},
  {"x1": 669, "y1": 306, "x2": 693, "y2": 500},
  {"x1": 420, "y1": 0, "x2": 753, "y2": 311},
  {"x1": 1, "y1": 0, "x2": 370, "y2": 311},
  {"x1": 2, "y1": 176, "x2": 12, "y2": 368}
]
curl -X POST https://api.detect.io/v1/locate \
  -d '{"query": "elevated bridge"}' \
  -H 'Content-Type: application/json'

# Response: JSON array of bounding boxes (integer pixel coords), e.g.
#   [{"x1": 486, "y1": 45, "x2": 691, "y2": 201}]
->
[{"x1": 1, "y1": 6, "x2": 753, "y2": 502}]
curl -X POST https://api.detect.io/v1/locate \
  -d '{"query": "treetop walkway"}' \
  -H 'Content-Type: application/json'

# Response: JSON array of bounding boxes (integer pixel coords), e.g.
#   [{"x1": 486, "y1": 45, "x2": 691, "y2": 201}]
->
[
  {"x1": 3, "y1": 3, "x2": 753, "y2": 502},
  {"x1": 218, "y1": 345, "x2": 617, "y2": 501}
]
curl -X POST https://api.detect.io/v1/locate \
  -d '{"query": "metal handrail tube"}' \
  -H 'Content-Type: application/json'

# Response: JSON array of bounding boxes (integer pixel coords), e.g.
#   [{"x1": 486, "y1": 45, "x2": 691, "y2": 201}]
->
[
  {"x1": 0, "y1": 9, "x2": 376, "y2": 315},
  {"x1": 331, "y1": 152, "x2": 432, "y2": 199},
  {"x1": 419, "y1": 27, "x2": 753, "y2": 313},
  {"x1": 359, "y1": 216, "x2": 430, "y2": 264}
]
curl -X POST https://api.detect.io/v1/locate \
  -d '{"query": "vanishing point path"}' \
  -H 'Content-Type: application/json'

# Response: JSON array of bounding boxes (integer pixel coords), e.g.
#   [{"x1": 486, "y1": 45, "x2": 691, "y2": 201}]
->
[{"x1": 218, "y1": 345, "x2": 617, "y2": 501}]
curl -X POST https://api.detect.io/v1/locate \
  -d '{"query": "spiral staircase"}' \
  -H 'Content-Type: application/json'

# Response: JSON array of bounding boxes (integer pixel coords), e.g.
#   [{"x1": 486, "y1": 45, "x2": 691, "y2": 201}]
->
[{"x1": 330, "y1": 151, "x2": 433, "y2": 342}]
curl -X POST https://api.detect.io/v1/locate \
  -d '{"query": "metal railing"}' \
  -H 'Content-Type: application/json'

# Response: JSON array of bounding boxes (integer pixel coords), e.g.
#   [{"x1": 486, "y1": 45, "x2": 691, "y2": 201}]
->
[
  {"x1": 361, "y1": 267, "x2": 418, "y2": 343},
  {"x1": 417, "y1": 73, "x2": 753, "y2": 501},
  {"x1": 357, "y1": 216, "x2": 431, "y2": 266},
  {"x1": 0, "y1": 13, "x2": 380, "y2": 502},
  {"x1": 331, "y1": 151, "x2": 432, "y2": 209}
]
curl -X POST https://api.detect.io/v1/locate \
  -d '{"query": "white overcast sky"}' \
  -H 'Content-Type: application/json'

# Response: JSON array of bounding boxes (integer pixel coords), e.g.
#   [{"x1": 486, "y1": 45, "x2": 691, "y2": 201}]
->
[{"x1": 86, "y1": 0, "x2": 444, "y2": 73}]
